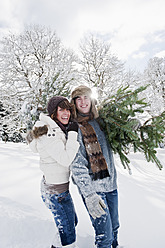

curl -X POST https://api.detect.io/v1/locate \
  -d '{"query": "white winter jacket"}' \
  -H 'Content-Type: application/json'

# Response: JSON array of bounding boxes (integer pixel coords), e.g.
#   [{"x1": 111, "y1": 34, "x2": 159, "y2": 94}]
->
[{"x1": 29, "y1": 113, "x2": 80, "y2": 184}]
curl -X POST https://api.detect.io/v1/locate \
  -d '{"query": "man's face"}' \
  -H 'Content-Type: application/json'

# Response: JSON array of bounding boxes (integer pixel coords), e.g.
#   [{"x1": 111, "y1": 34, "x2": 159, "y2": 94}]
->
[{"x1": 75, "y1": 95, "x2": 91, "y2": 114}]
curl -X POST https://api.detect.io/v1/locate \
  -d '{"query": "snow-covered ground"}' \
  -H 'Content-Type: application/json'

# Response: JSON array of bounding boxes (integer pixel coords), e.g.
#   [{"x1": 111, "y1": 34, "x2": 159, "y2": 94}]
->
[{"x1": 0, "y1": 141, "x2": 165, "y2": 248}]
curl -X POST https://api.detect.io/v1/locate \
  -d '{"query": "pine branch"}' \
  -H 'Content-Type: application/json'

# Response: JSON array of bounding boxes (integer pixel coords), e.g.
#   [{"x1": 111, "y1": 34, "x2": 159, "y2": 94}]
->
[{"x1": 98, "y1": 86, "x2": 165, "y2": 170}]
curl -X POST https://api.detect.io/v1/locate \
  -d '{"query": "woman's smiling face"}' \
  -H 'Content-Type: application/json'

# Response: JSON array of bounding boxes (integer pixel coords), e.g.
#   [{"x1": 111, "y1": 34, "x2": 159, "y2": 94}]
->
[{"x1": 56, "y1": 106, "x2": 71, "y2": 124}]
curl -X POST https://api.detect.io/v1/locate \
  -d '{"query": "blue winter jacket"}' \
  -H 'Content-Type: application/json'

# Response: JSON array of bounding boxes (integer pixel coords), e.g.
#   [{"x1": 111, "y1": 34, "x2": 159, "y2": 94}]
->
[{"x1": 71, "y1": 119, "x2": 117, "y2": 198}]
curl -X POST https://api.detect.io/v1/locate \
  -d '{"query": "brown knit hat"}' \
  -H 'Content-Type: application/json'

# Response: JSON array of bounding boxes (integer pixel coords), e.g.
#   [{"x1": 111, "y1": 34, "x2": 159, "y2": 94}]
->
[
  {"x1": 71, "y1": 85, "x2": 99, "y2": 119},
  {"x1": 47, "y1": 96, "x2": 67, "y2": 116}
]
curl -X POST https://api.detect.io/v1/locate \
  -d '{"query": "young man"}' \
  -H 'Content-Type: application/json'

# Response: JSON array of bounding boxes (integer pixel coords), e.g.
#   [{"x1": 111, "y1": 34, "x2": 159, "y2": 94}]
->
[{"x1": 70, "y1": 85, "x2": 120, "y2": 248}]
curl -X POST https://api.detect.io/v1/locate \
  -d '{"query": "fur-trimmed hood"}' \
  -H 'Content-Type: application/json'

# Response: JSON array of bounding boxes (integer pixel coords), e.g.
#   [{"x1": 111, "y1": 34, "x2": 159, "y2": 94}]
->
[
  {"x1": 26, "y1": 113, "x2": 63, "y2": 143},
  {"x1": 71, "y1": 85, "x2": 99, "y2": 119}
]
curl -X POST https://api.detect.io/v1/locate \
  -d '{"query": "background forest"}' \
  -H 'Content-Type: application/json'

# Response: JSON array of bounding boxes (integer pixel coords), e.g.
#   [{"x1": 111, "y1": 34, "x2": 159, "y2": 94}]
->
[{"x1": 0, "y1": 25, "x2": 165, "y2": 143}]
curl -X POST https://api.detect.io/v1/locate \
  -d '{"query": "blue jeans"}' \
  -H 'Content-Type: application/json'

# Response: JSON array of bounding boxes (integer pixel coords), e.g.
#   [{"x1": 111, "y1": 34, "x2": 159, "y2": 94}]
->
[
  {"x1": 83, "y1": 189, "x2": 119, "y2": 248},
  {"x1": 42, "y1": 190, "x2": 78, "y2": 246}
]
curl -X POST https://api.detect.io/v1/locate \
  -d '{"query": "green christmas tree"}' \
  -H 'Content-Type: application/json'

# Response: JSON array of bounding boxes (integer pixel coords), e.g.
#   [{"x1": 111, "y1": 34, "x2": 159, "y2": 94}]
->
[{"x1": 98, "y1": 85, "x2": 165, "y2": 171}]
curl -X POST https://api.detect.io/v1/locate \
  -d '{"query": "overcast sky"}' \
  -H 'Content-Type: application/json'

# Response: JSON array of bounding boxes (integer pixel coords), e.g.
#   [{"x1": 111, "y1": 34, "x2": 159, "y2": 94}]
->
[{"x1": 1, "y1": 0, "x2": 165, "y2": 71}]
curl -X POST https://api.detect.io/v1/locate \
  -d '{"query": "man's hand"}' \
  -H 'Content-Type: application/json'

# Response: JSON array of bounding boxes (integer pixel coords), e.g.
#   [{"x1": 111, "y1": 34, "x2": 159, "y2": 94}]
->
[{"x1": 85, "y1": 193, "x2": 106, "y2": 219}]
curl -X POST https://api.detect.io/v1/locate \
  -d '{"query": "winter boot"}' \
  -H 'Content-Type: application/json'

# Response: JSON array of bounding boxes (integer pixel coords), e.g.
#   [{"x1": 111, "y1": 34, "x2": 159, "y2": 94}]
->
[
  {"x1": 51, "y1": 246, "x2": 62, "y2": 248},
  {"x1": 112, "y1": 240, "x2": 124, "y2": 248},
  {"x1": 51, "y1": 243, "x2": 79, "y2": 248},
  {"x1": 112, "y1": 245, "x2": 124, "y2": 248},
  {"x1": 112, "y1": 239, "x2": 118, "y2": 248}
]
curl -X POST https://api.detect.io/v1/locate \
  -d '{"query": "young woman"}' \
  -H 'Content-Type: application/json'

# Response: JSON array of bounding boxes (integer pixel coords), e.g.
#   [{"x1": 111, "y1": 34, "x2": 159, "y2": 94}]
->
[{"x1": 26, "y1": 96, "x2": 79, "y2": 248}]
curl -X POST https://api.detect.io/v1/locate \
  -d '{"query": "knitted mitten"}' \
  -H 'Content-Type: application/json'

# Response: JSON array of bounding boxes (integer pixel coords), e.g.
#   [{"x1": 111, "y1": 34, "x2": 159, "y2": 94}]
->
[{"x1": 85, "y1": 193, "x2": 106, "y2": 219}]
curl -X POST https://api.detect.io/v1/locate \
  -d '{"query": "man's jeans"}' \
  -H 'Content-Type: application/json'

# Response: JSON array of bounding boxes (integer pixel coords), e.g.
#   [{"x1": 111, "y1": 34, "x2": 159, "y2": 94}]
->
[
  {"x1": 83, "y1": 189, "x2": 120, "y2": 248},
  {"x1": 42, "y1": 190, "x2": 78, "y2": 246}
]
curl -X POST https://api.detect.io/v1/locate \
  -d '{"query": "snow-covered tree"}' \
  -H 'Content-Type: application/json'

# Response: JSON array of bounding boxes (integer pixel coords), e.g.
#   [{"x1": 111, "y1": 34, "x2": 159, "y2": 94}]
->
[
  {"x1": 78, "y1": 34, "x2": 125, "y2": 102},
  {"x1": 144, "y1": 57, "x2": 165, "y2": 114},
  {"x1": 0, "y1": 101, "x2": 8, "y2": 142},
  {"x1": 0, "y1": 25, "x2": 78, "y2": 134},
  {"x1": 0, "y1": 88, "x2": 26, "y2": 142}
]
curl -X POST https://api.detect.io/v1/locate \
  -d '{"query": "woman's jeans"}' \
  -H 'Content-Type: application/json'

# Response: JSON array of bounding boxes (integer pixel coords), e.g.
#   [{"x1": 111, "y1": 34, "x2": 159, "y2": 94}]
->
[
  {"x1": 42, "y1": 190, "x2": 78, "y2": 246},
  {"x1": 83, "y1": 189, "x2": 120, "y2": 248}
]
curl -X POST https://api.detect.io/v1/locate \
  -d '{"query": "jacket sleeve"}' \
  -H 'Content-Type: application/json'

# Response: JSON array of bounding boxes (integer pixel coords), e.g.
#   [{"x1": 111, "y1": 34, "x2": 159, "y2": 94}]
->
[
  {"x1": 27, "y1": 120, "x2": 46, "y2": 153},
  {"x1": 29, "y1": 139, "x2": 38, "y2": 153},
  {"x1": 43, "y1": 131, "x2": 80, "y2": 167},
  {"x1": 70, "y1": 129, "x2": 96, "y2": 198}
]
